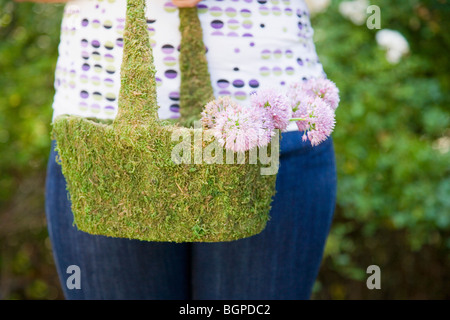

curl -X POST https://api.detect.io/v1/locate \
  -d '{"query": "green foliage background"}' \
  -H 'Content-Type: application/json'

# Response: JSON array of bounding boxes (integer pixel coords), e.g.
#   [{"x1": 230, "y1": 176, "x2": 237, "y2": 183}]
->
[{"x1": 0, "y1": 0, "x2": 449, "y2": 299}]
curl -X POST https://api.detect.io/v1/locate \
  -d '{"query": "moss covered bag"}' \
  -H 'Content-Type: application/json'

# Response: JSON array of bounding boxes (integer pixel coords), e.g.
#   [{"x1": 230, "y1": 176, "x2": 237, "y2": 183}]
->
[{"x1": 51, "y1": 0, "x2": 278, "y2": 242}]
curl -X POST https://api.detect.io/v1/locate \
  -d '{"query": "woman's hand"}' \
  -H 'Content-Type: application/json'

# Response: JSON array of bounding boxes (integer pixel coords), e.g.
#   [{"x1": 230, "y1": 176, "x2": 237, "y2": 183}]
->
[
  {"x1": 14, "y1": 0, "x2": 70, "y2": 2},
  {"x1": 171, "y1": 0, "x2": 203, "y2": 8},
  {"x1": 16, "y1": 0, "x2": 203, "y2": 5}
]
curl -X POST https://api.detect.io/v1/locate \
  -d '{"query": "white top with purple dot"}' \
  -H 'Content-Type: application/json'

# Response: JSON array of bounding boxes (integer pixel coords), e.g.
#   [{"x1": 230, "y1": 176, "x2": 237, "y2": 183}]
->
[{"x1": 52, "y1": 0, "x2": 326, "y2": 132}]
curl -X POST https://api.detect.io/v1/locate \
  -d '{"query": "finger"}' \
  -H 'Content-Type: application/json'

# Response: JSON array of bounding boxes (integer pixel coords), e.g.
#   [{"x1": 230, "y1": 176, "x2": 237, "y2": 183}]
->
[{"x1": 171, "y1": 0, "x2": 201, "y2": 8}]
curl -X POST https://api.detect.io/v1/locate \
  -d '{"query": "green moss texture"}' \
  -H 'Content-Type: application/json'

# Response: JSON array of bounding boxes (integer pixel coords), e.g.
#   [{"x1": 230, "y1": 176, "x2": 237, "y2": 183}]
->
[{"x1": 51, "y1": 0, "x2": 277, "y2": 242}]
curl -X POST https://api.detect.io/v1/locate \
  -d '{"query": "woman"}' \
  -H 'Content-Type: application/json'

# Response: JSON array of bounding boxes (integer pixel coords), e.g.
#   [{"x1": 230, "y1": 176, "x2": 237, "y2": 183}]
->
[{"x1": 41, "y1": 0, "x2": 337, "y2": 299}]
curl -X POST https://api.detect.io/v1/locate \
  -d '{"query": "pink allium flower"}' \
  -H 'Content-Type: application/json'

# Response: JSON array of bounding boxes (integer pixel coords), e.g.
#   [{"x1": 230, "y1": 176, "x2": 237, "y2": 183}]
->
[
  {"x1": 250, "y1": 88, "x2": 292, "y2": 131},
  {"x1": 201, "y1": 96, "x2": 243, "y2": 129},
  {"x1": 212, "y1": 105, "x2": 274, "y2": 152},
  {"x1": 292, "y1": 96, "x2": 336, "y2": 146},
  {"x1": 201, "y1": 77, "x2": 340, "y2": 151},
  {"x1": 288, "y1": 77, "x2": 340, "y2": 111}
]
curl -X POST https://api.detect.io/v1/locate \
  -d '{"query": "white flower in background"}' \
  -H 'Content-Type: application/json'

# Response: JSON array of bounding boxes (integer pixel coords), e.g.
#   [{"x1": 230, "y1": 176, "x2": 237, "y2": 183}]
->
[
  {"x1": 304, "y1": 0, "x2": 331, "y2": 15},
  {"x1": 433, "y1": 136, "x2": 450, "y2": 154},
  {"x1": 339, "y1": 0, "x2": 370, "y2": 25},
  {"x1": 376, "y1": 29, "x2": 410, "y2": 64}
]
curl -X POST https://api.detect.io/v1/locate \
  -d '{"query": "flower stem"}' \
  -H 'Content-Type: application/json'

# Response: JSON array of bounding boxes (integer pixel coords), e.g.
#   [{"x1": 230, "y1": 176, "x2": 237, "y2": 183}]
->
[{"x1": 289, "y1": 118, "x2": 306, "y2": 121}]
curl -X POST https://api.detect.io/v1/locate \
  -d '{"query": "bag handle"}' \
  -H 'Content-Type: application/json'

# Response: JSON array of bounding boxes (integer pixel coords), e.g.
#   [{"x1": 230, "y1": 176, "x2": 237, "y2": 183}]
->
[
  {"x1": 114, "y1": 0, "x2": 214, "y2": 129},
  {"x1": 178, "y1": 7, "x2": 215, "y2": 125}
]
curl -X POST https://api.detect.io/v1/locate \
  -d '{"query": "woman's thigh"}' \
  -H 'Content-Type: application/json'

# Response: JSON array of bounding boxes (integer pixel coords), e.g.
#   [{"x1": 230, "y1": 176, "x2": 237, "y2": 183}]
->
[
  {"x1": 45, "y1": 141, "x2": 190, "y2": 300},
  {"x1": 191, "y1": 131, "x2": 337, "y2": 300}
]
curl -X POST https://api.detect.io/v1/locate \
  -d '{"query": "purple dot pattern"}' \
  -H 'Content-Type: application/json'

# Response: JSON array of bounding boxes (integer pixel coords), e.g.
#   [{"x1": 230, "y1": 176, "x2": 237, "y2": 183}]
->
[{"x1": 52, "y1": 0, "x2": 327, "y2": 128}]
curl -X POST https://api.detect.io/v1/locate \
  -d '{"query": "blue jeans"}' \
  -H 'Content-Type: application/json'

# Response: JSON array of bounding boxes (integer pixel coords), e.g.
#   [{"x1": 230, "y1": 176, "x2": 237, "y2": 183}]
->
[{"x1": 45, "y1": 130, "x2": 337, "y2": 300}]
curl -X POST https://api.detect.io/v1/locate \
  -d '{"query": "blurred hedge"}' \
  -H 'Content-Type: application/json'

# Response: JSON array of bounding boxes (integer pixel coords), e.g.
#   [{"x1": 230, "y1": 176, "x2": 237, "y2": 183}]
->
[
  {"x1": 0, "y1": 0, "x2": 64, "y2": 299},
  {"x1": 310, "y1": 0, "x2": 450, "y2": 299},
  {"x1": 0, "y1": 0, "x2": 449, "y2": 299}
]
